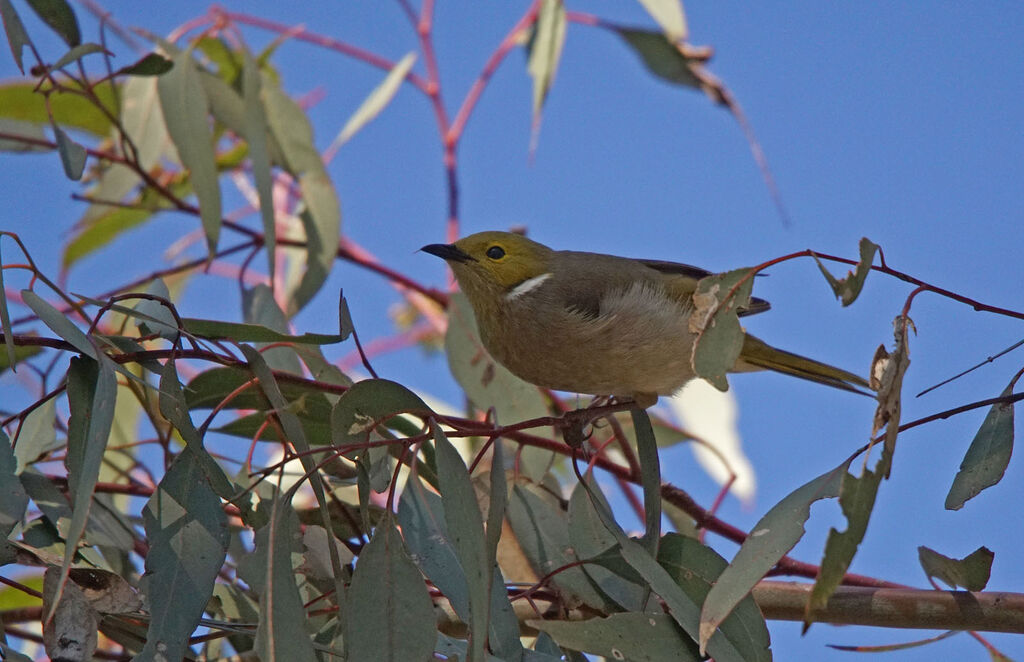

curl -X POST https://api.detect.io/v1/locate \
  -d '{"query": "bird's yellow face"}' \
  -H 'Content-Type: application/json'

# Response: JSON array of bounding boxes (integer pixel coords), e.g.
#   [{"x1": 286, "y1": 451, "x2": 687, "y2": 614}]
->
[{"x1": 422, "y1": 231, "x2": 554, "y2": 302}]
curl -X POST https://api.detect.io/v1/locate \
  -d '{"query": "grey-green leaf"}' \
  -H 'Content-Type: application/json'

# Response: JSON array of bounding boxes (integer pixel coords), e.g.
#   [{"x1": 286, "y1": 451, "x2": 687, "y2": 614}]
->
[
  {"x1": 530, "y1": 612, "x2": 701, "y2": 662},
  {"x1": 25, "y1": 0, "x2": 79, "y2": 46},
  {"x1": 345, "y1": 519, "x2": 437, "y2": 662},
  {"x1": 158, "y1": 50, "x2": 222, "y2": 255},
  {"x1": 918, "y1": 545, "x2": 994, "y2": 591},
  {"x1": 0, "y1": 431, "x2": 28, "y2": 537},
  {"x1": 660, "y1": 534, "x2": 771, "y2": 662},
  {"x1": 242, "y1": 47, "x2": 276, "y2": 279},
  {"x1": 53, "y1": 124, "x2": 86, "y2": 179},
  {"x1": 690, "y1": 268, "x2": 754, "y2": 391},
  {"x1": 0, "y1": 0, "x2": 33, "y2": 73},
  {"x1": 262, "y1": 76, "x2": 341, "y2": 313},
  {"x1": 137, "y1": 445, "x2": 229, "y2": 661},
  {"x1": 0, "y1": 239, "x2": 18, "y2": 369},
  {"x1": 332, "y1": 51, "x2": 416, "y2": 149},
  {"x1": 330, "y1": 378, "x2": 431, "y2": 446},
  {"x1": 50, "y1": 42, "x2": 106, "y2": 70},
  {"x1": 701, "y1": 461, "x2": 847, "y2": 647},
  {"x1": 614, "y1": 27, "x2": 702, "y2": 89},
  {"x1": 945, "y1": 382, "x2": 1015, "y2": 510},
  {"x1": 813, "y1": 237, "x2": 878, "y2": 306},
  {"x1": 255, "y1": 493, "x2": 317, "y2": 661},
  {"x1": 21, "y1": 289, "x2": 96, "y2": 359},
  {"x1": 183, "y1": 316, "x2": 347, "y2": 345},
  {"x1": 116, "y1": 52, "x2": 173, "y2": 77},
  {"x1": 506, "y1": 482, "x2": 608, "y2": 609},
  {"x1": 434, "y1": 422, "x2": 490, "y2": 661}
]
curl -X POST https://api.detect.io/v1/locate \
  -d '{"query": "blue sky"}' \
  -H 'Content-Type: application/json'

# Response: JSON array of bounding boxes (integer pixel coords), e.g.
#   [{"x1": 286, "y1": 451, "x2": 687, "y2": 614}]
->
[{"x1": 1, "y1": 2, "x2": 1022, "y2": 659}]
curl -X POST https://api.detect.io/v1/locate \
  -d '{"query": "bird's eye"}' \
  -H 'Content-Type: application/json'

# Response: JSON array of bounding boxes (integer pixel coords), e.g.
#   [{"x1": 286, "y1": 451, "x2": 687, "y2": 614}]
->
[{"x1": 486, "y1": 245, "x2": 505, "y2": 260}]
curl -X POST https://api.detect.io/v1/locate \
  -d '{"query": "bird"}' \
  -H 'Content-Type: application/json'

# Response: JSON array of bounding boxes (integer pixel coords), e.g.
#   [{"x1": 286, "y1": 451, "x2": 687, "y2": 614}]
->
[{"x1": 422, "y1": 231, "x2": 870, "y2": 407}]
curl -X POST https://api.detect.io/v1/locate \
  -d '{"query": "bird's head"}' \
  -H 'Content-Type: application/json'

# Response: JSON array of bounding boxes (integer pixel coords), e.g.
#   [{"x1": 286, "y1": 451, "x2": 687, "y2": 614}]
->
[{"x1": 422, "y1": 231, "x2": 554, "y2": 309}]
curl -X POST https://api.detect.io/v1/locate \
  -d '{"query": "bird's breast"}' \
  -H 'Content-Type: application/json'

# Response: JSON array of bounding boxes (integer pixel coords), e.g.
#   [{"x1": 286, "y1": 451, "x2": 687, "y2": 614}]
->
[{"x1": 479, "y1": 282, "x2": 698, "y2": 397}]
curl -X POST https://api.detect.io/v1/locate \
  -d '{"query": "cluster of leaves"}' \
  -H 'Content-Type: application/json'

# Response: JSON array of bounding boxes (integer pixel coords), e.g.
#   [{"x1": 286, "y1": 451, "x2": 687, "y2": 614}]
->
[{"x1": 0, "y1": 0, "x2": 1020, "y2": 661}]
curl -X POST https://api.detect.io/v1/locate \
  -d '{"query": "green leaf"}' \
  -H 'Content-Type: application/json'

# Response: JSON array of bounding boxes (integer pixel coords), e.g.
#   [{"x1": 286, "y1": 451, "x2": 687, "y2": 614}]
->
[
  {"x1": 157, "y1": 49, "x2": 222, "y2": 255},
  {"x1": 445, "y1": 292, "x2": 552, "y2": 480},
  {"x1": 138, "y1": 445, "x2": 229, "y2": 660},
  {"x1": 241, "y1": 344, "x2": 347, "y2": 608},
  {"x1": 690, "y1": 268, "x2": 754, "y2": 391},
  {"x1": 332, "y1": 51, "x2": 416, "y2": 149},
  {"x1": 398, "y1": 475, "x2": 521, "y2": 659},
  {"x1": 14, "y1": 396, "x2": 57, "y2": 470},
  {"x1": 25, "y1": 0, "x2": 79, "y2": 46},
  {"x1": 813, "y1": 237, "x2": 878, "y2": 306},
  {"x1": 330, "y1": 378, "x2": 431, "y2": 446},
  {"x1": 182, "y1": 317, "x2": 347, "y2": 345},
  {"x1": 701, "y1": 461, "x2": 847, "y2": 644},
  {"x1": 633, "y1": 408, "x2": 661, "y2": 551},
  {"x1": 637, "y1": 0, "x2": 688, "y2": 42},
  {"x1": 345, "y1": 519, "x2": 437, "y2": 662},
  {"x1": 241, "y1": 285, "x2": 302, "y2": 373},
  {"x1": 945, "y1": 382, "x2": 1015, "y2": 510},
  {"x1": 526, "y1": 0, "x2": 566, "y2": 123},
  {"x1": 254, "y1": 492, "x2": 318, "y2": 660},
  {"x1": 0, "y1": 0, "x2": 32, "y2": 73},
  {"x1": 50, "y1": 42, "x2": 106, "y2": 70},
  {"x1": 262, "y1": 75, "x2": 341, "y2": 313},
  {"x1": 21, "y1": 289, "x2": 95, "y2": 358},
  {"x1": 572, "y1": 478, "x2": 746, "y2": 661},
  {"x1": 0, "y1": 431, "x2": 28, "y2": 538},
  {"x1": 398, "y1": 475, "x2": 472, "y2": 618},
  {"x1": 242, "y1": 47, "x2": 276, "y2": 280},
  {"x1": 0, "y1": 81, "x2": 116, "y2": 136},
  {"x1": 0, "y1": 240, "x2": 18, "y2": 370},
  {"x1": 115, "y1": 52, "x2": 173, "y2": 77},
  {"x1": 52, "y1": 355, "x2": 116, "y2": 619},
  {"x1": 807, "y1": 466, "x2": 885, "y2": 626},
  {"x1": 660, "y1": 534, "x2": 771, "y2": 662},
  {"x1": 506, "y1": 481, "x2": 609, "y2": 609},
  {"x1": 434, "y1": 422, "x2": 490, "y2": 661},
  {"x1": 614, "y1": 28, "x2": 702, "y2": 89},
  {"x1": 918, "y1": 545, "x2": 994, "y2": 591},
  {"x1": 53, "y1": 124, "x2": 86, "y2": 179},
  {"x1": 530, "y1": 612, "x2": 701, "y2": 662},
  {"x1": 568, "y1": 478, "x2": 646, "y2": 611}
]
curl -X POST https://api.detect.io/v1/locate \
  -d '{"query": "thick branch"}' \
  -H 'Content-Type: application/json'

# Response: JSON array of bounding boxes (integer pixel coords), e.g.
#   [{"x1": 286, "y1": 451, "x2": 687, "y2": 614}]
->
[{"x1": 754, "y1": 581, "x2": 1024, "y2": 634}]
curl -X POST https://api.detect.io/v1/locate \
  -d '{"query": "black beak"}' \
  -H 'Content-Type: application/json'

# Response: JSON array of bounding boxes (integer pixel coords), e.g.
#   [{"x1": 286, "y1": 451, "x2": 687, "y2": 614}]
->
[{"x1": 421, "y1": 243, "x2": 476, "y2": 263}]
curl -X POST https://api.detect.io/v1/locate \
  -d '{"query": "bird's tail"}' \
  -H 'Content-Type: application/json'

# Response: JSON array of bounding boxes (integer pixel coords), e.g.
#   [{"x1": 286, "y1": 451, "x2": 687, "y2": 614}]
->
[{"x1": 738, "y1": 335, "x2": 872, "y2": 395}]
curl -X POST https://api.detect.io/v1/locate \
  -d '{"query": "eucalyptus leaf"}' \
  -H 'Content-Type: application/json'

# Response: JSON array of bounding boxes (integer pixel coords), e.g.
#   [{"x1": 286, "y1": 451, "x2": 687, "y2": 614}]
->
[
  {"x1": 345, "y1": 519, "x2": 437, "y2": 662},
  {"x1": 434, "y1": 422, "x2": 490, "y2": 661},
  {"x1": 530, "y1": 612, "x2": 701, "y2": 662},
  {"x1": 690, "y1": 268, "x2": 754, "y2": 391},
  {"x1": 813, "y1": 237, "x2": 878, "y2": 306},
  {"x1": 138, "y1": 445, "x2": 229, "y2": 661},
  {"x1": 0, "y1": 0, "x2": 32, "y2": 73},
  {"x1": 25, "y1": 0, "x2": 80, "y2": 46},
  {"x1": 701, "y1": 461, "x2": 847, "y2": 646},
  {"x1": 255, "y1": 493, "x2": 317, "y2": 660},
  {"x1": 0, "y1": 431, "x2": 28, "y2": 538},
  {"x1": 945, "y1": 382, "x2": 1015, "y2": 510},
  {"x1": 158, "y1": 49, "x2": 222, "y2": 254},
  {"x1": 918, "y1": 545, "x2": 993, "y2": 591}
]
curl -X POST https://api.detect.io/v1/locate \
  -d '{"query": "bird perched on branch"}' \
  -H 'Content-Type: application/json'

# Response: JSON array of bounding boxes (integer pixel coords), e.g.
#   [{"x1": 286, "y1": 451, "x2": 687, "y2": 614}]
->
[{"x1": 423, "y1": 231, "x2": 869, "y2": 407}]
